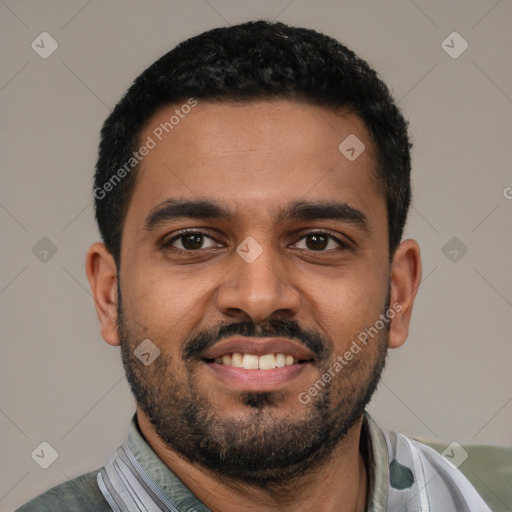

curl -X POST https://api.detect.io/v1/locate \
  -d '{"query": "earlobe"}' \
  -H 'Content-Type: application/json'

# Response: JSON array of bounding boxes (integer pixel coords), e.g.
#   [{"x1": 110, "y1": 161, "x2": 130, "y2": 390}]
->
[
  {"x1": 85, "y1": 242, "x2": 120, "y2": 346},
  {"x1": 388, "y1": 239, "x2": 422, "y2": 349}
]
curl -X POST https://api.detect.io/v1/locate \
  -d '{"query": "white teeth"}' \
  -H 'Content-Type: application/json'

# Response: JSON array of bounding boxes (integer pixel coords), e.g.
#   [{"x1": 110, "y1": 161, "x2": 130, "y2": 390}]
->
[
  {"x1": 258, "y1": 354, "x2": 276, "y2": 370},
  {"x1": 275, "y1": 353, "x2": 286, "y2": 367},
  {"x1": 213, "y1": 352, "x2": 303, "y2": 369},
  {"x1": 231, "y1": 352, "x2": 243, "y2": 367},
  {"x1": 242, "y1": 354, "x2": 259, "y2": 369}
]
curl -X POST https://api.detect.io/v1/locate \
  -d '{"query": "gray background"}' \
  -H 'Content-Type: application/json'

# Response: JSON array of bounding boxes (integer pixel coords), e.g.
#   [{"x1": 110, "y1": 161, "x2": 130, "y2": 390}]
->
[{"x1": 1, "y1": 0, "x2": 511, "y2": 510}]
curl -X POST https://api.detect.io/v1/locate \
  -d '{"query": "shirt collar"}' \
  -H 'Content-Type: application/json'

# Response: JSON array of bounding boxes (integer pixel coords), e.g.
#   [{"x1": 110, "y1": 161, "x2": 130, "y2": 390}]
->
[
  {"x1": 126, "y1": 411, "x2": 390, "y2": 511},
  {"x1": 127, "y1": 414, "x2": 211, "y2": 511},
  {"x1": 361, "y1": 411, "x2": 390, "y2": 511}
]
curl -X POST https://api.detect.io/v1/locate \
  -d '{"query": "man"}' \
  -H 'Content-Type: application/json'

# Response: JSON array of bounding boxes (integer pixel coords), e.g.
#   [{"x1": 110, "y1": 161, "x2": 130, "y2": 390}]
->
[{"x1": 17, "y1": 20, "x2": 506, "y2": 512}]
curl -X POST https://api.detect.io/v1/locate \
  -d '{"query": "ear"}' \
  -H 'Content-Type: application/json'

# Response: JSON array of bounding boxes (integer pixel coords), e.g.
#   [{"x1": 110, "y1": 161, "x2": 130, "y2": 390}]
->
[
  {"x1": 388, "y1": 239, "x2": 422, "y2": 349},
  {"x1": 85, "y1": 242, "x2": 120, "y2": 346}
]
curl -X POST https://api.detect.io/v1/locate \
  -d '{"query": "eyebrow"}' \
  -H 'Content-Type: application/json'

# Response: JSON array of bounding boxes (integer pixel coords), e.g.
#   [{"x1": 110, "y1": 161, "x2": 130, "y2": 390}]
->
[{"x1": 144, "y1": 198, "x2": 369, "y2": 232}]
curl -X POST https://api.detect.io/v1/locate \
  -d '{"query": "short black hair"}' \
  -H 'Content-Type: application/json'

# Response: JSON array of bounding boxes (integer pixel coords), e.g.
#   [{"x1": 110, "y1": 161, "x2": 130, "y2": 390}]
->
[{"x1": 94, "y1": 20, "x2": 412, "y2": 265}]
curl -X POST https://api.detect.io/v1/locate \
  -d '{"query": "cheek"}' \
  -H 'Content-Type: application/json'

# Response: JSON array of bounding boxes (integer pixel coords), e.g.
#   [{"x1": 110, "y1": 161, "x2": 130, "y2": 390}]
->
[
  {"x1": 120, "y1": 265, "x2": 218, "y2": 343},
  {"x1": 305, "y1": 268, "x2": 389, "y2": 349}
]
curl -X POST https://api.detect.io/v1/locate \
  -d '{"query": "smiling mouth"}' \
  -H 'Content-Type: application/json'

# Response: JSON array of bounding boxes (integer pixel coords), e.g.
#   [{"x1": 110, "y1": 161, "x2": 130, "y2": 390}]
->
[{"x1": 204, "y1": 352, "x2": 313, "y2": 370}]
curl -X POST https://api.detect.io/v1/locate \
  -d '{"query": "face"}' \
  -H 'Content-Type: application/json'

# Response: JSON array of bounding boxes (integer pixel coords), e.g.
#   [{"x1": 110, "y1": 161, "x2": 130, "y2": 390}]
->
[{"x1": 112, "y1": 100, "x2": 395, "y2": 484}]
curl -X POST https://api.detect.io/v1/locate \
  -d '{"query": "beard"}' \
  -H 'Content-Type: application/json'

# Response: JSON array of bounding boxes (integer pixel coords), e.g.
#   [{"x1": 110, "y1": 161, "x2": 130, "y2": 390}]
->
[{"x1": 118, "y1": 292, "x2": 389, "y2": 488}]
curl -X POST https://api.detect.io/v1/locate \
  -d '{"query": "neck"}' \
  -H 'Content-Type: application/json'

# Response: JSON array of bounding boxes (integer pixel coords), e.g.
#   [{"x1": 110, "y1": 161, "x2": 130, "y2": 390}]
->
[{"x1": 137, "y1": 408, "x2": 368, "y2": 512}]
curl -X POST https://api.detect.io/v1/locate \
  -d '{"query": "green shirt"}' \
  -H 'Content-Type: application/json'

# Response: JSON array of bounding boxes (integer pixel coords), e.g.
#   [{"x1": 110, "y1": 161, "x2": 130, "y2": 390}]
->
[{"x1": 16, "y1": 412, "x2": 511, "y2": 511}]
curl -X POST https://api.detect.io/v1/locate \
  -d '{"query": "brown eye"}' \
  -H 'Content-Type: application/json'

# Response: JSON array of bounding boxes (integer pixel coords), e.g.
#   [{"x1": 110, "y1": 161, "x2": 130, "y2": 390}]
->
[
  {"x1": 166, "y1": 231, "x2": 219, "y2": 251},
  {"x1": 180, "y1": 234, "x2": 205, "y2": 250},
  {"x1": 305, "y1": 234, "x2": 329, "y2": 251},
  {"x1": 292, "y1": 232, "x2": 346, "y2": 252}
]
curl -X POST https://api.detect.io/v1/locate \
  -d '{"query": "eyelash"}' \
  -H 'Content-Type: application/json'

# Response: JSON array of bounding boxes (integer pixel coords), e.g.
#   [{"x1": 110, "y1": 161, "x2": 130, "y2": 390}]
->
[{"x1": 163, "y1": 229, "x2": 350, "y2": 253}]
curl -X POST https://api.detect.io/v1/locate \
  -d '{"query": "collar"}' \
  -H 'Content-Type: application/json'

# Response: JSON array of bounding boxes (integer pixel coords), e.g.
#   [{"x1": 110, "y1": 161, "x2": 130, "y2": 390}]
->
[
  {"x1": 361, "y1": 411, "x2": 390, "y2": 511},
  {"x1": 98, "y1": 411, "x2": 388, "y2": 511}
]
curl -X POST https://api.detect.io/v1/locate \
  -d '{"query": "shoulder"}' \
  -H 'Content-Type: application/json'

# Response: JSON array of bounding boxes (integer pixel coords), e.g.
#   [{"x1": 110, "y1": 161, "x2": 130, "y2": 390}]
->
[
  {"x1": 415, "y1": 438, "x2": 512, "y2": 512},
  {"x1": 15, "y1": 470, "x2": 111, "y2": 512}
]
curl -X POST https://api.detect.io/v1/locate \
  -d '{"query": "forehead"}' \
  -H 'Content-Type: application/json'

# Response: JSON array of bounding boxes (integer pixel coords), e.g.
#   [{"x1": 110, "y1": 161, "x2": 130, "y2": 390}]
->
[{"x1": 127, "y1": 100, "x2": 382, "y2": 225}]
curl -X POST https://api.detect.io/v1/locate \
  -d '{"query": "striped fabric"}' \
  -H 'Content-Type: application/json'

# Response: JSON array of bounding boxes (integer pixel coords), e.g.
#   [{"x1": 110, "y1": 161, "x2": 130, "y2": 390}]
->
[{"x1": 96, "y1": 413, "x2": 492, "y2": 512}]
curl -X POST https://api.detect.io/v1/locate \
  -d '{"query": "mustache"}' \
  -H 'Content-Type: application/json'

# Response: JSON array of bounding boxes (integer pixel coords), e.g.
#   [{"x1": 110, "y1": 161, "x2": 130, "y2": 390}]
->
[{"x1": 182, "y1": 319, "x2": 331, "y2": 361}]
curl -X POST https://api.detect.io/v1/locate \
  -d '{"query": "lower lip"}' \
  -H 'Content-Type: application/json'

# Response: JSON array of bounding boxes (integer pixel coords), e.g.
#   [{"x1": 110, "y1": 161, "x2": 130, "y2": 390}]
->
[{"x1": 204, "y1": 361, "x2": 310, "y2": 391}]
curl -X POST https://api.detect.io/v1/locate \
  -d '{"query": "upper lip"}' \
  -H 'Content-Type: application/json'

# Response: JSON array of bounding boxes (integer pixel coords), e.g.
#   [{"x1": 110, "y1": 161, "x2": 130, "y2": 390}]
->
[{"x1": 201, "y1": 337, "x2": 316, "y2": 361}]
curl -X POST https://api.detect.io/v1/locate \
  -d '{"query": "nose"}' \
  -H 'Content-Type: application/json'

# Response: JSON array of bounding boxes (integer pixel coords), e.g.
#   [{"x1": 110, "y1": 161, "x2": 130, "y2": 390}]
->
[{"x1": 216, "y1": 240, "x2": 301, "y2": 323}]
